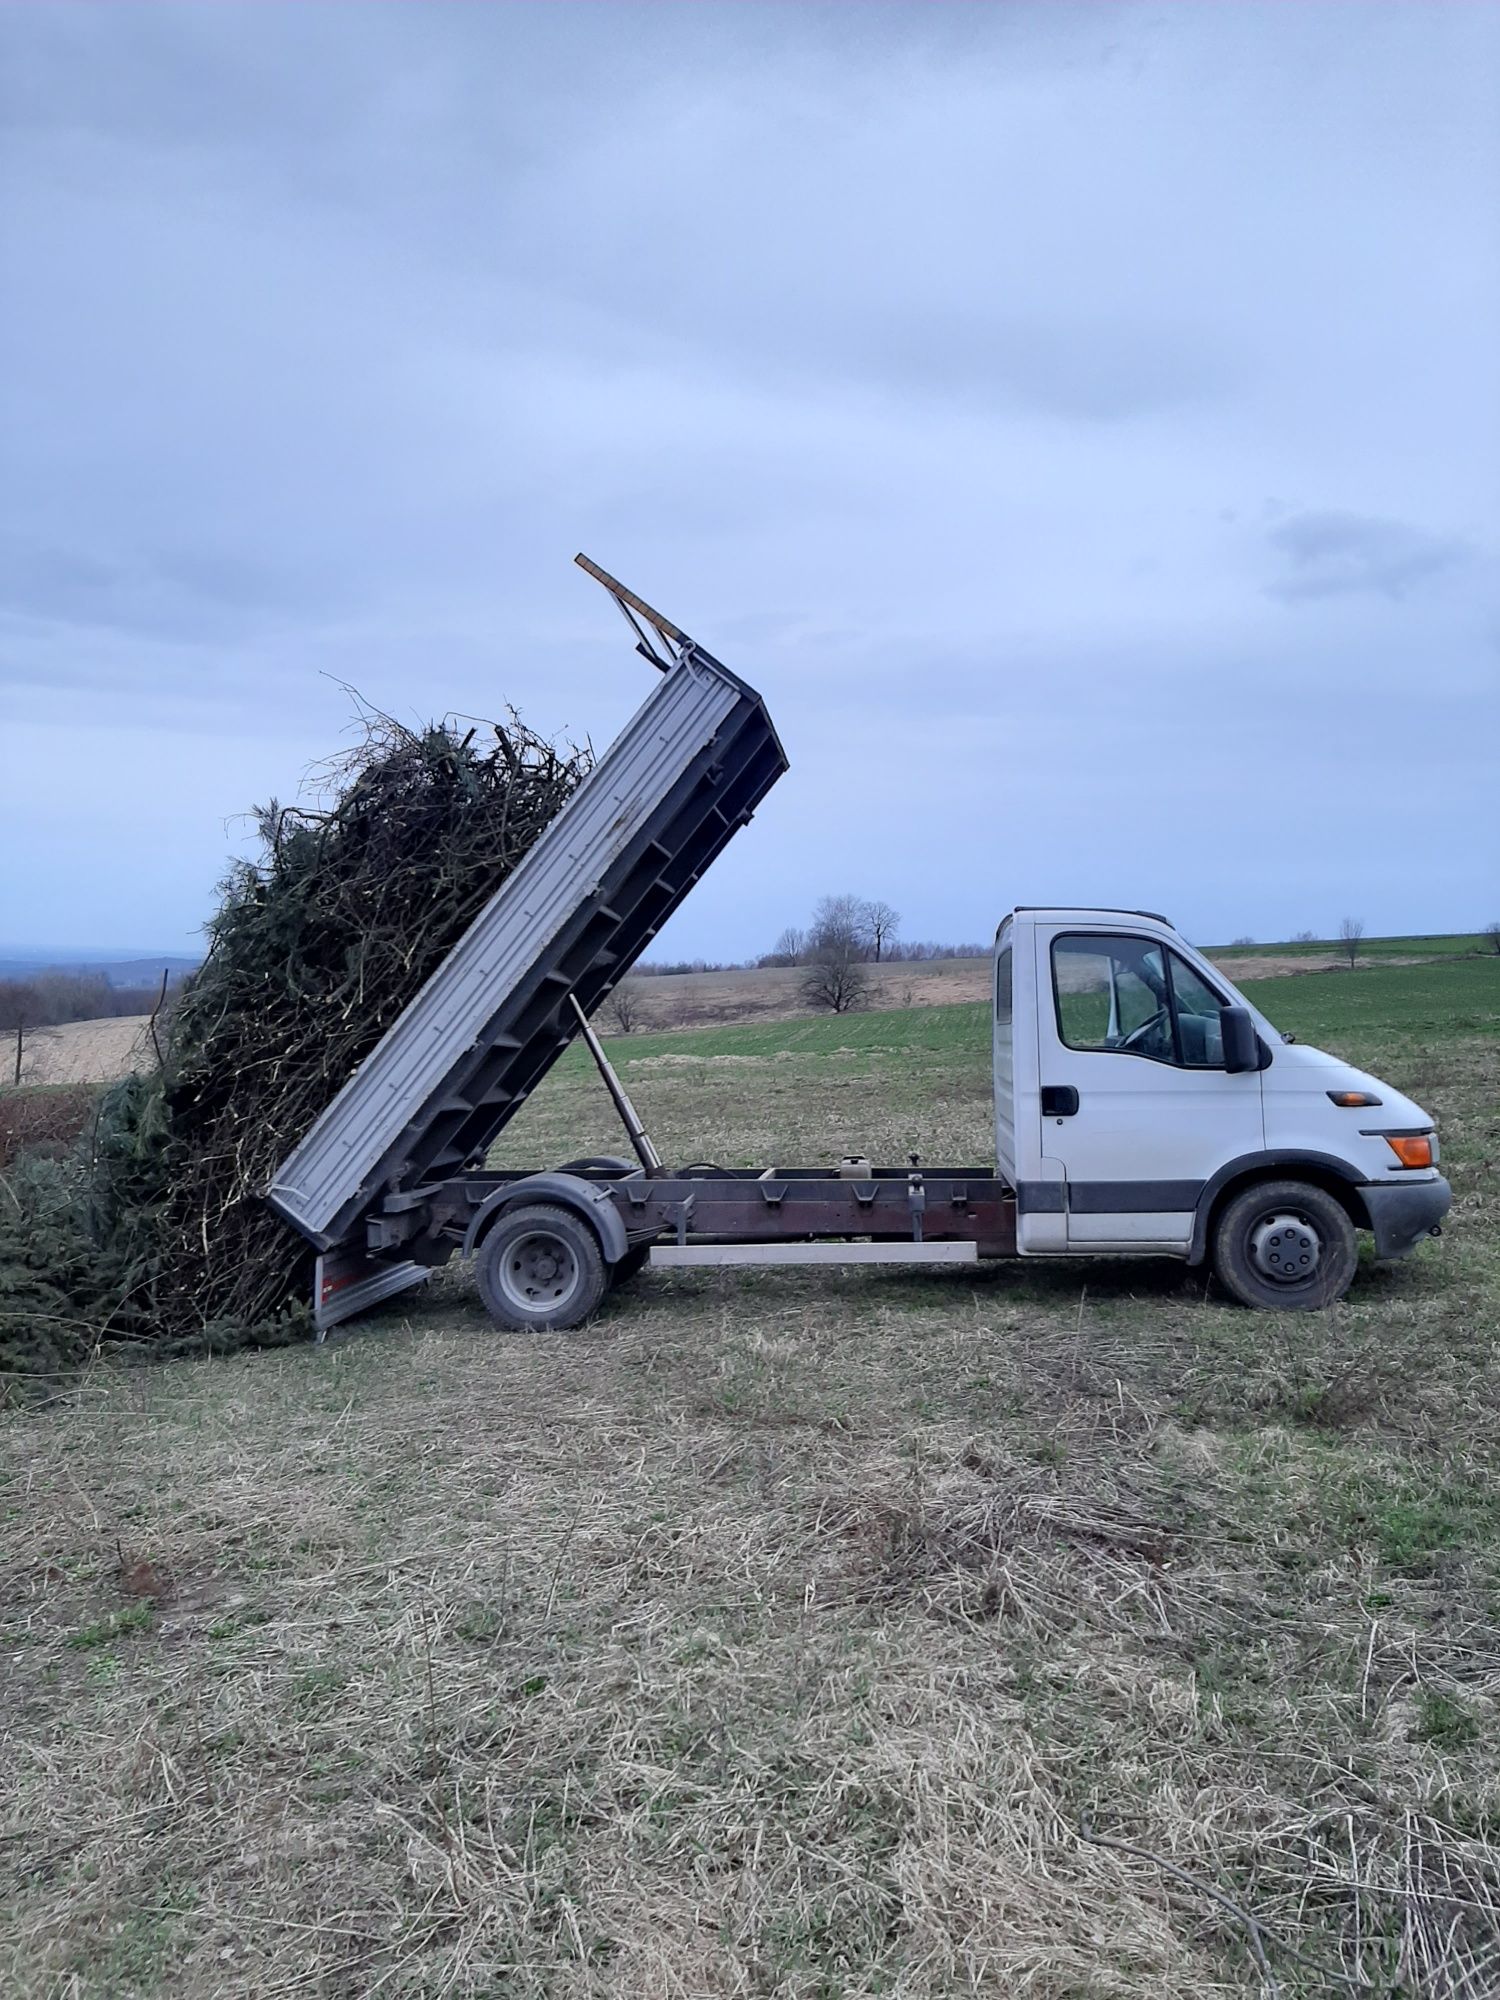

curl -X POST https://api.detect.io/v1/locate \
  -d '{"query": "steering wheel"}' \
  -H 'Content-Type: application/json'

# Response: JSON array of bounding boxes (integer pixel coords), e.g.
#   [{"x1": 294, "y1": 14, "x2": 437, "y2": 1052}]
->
[{"x1": 1118, "y1": 1008, "x2": 1172, "y2": 1057}]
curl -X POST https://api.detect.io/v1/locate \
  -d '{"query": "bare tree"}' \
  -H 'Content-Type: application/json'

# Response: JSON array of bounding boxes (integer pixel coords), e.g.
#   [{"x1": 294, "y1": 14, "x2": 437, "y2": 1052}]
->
[
  {"x1": 765, "y1": 925, "x2": 807, "y2": 968},
  {"x1": 1293, "y1": 930, "x2": 1317, "y2": 944},
  {"x1": 810, "y1": 894, "x2": 865, "y2": 949},
  {"x1": 1228, "y1": 935, "x2": 1256, "y2": 948},
  {"x1": 858, "y1": 898, "x2": 901, "y2": 963},
  {"x1": 1485, "y1": 921, "x2": 1500, "y2": 956},
  {"x1": 799, "y1": 938, "x2": 870, "y2": 1014},
  {"x1": 801, "y1": 894, "x2": 871, "y2": 1012},
  {"x1": 603, "y1": 981, "x2": 643, "y2": 1034},
  {"x1": 1338, "y1": 916, "x2": 1365, "y2": 969}
]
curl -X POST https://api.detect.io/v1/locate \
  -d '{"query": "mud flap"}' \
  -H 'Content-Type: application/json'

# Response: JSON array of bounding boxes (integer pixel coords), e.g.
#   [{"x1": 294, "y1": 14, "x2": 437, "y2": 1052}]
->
[{"x1": 313, "y1": 1246, "x2": 428, "y2": 1339}]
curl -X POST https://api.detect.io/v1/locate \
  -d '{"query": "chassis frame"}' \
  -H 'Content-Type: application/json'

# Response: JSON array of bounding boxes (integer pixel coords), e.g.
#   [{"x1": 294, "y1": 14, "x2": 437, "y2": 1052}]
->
[{"x1": 313, "y1": 1161, "x2": 1019, "y2": 1333}]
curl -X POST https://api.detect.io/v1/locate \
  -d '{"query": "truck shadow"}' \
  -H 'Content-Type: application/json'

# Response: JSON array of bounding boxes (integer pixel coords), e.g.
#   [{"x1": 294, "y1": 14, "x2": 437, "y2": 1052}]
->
[
  {"x1": 622, "y1": 1255, "x2": 1217, "y2": 1318},
  {"x1": 623, "y1": 1240, "x2": 1444, "y2": 1321}
]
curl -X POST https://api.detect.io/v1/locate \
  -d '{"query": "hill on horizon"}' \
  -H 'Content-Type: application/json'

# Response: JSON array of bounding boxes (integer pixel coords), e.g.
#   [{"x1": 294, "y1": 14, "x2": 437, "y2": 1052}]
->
[{"x1": 0, "y1": 950, "x2": 201, "y2": 988}]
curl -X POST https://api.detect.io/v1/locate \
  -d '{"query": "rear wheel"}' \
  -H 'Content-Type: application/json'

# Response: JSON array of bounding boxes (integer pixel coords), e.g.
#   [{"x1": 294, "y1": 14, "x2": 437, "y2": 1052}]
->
[
  {"x1": 610, "y1": 1243, "x2": 654, "y2": 1289},
  {"x1": 1210, "y1": 1178, "x2": 1358, "y2": 1310},
  {"x1": 474, "y1": 1203, "x2": 609, "y2": 1330}
]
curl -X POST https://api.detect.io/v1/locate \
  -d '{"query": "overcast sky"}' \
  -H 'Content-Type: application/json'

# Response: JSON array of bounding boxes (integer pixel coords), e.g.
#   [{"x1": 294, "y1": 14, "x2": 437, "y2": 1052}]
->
[{"x1": 2, "y1": 2, "x2": 1496, "y2": 960}]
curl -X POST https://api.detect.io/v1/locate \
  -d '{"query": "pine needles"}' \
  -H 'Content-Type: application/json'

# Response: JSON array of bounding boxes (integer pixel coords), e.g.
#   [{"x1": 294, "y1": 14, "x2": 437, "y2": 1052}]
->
[{"x1": 0, "y1": 707, "x2": 590, "y2": 1374}]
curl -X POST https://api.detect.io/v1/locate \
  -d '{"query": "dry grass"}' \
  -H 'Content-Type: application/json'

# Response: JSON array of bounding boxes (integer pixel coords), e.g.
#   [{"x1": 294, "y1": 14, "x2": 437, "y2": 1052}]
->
[
  {"x1": 621, "y1": 957, "x2": 993, "y2": 1031},
  {"x1": 2, "y1": 975, "x2": 1497, "y2": 1996},
  {"x1": 6, "y1": 1274, "x2": 1498, "y2": 1997},
  {"x1": 9, "y1": 1016, "x2": 150, "y2": 1088}
]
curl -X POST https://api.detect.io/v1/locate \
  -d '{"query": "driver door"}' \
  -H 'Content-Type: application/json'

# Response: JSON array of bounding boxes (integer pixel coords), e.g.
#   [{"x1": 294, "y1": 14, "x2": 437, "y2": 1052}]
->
[{"x1": 1040, "y1": 929, "x2": 1264, "y2": 1248}]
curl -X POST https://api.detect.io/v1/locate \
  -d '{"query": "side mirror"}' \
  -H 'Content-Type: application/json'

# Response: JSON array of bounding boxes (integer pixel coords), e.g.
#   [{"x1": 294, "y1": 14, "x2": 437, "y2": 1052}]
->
[{"x1": 1221, "y1": 1005, "x2": 1261, "y2": 1074}]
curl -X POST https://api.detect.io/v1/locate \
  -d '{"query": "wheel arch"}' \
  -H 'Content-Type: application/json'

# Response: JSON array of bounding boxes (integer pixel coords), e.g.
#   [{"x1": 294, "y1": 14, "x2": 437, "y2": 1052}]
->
[
  {"x1": 463, "y1": 1173, "x2": 630, "y2": 1267},
  {"x1": 1188, "y1": 1153, "x2": 1372, "y2": 1265}
]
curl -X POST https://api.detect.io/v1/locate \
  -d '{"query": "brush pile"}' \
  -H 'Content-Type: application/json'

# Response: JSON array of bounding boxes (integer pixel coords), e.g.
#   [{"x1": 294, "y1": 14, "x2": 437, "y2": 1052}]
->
[{"x1": 1, "y1": 710, "x2": 590, "y2": 1375}]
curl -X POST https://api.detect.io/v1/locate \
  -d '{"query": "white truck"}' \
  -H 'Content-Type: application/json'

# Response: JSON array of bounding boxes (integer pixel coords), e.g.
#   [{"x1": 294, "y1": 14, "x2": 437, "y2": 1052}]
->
[{"x1": 268, "y1": 559, "x2": 1450, "y2": 1334}]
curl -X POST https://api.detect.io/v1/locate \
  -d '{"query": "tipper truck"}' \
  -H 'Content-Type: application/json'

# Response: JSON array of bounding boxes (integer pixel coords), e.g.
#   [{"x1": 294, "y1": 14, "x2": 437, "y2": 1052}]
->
[{"x1": 267, "y1": 557, "x2": 1451, "y2": 1336}]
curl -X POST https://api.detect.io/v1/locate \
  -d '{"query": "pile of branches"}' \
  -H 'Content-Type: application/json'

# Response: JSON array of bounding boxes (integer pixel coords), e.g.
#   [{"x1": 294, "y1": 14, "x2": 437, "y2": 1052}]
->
[{"x1": 1, "y1": 709, "x2": 590, "y2": 1374}]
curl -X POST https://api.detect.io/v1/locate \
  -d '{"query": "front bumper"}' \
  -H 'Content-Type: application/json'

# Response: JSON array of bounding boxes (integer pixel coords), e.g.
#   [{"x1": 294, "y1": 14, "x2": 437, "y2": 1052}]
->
[{"x1": 1363, "y1": 1176, "x2": 1452, "y2": 1261}]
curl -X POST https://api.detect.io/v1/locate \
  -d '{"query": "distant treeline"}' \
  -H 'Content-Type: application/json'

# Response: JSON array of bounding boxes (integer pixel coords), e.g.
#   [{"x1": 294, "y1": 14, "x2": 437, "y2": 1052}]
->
[
  {"x1": 773, "y1": 937, "x2": 989, "y2": 965},
  {"x1": 0, "y1": 970, "x2": 187, "y2": 1032}
]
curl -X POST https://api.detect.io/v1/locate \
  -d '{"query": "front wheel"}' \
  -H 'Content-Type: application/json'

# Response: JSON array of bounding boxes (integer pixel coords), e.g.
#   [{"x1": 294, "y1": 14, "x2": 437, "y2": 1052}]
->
[
  {"x1": 474, "y1": 1203, "x2": 609, "y2": 1330},
  {"x1": 1210, "y1": 1179, "x2": 1358, "y2": 1311}
]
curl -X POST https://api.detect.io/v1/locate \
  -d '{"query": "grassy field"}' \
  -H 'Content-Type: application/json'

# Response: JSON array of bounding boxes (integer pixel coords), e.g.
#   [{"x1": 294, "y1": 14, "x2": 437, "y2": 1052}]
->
[
  {"x1": 1220, "y1": 932, "x2": 1496, "y2": 962},
  {"x1": 2, "y1": 959, "x2": 1497, "y2": 1996}
]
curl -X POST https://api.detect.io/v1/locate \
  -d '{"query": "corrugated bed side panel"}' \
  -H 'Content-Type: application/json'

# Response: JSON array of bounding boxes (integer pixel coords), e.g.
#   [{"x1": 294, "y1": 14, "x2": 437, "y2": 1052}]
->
[
  {"x1": 367, "y1": 682, "x2": 784, "y2": 1224},
  {"x1": 267, "y1": 652, "x2": 783, "y2": 1248}
]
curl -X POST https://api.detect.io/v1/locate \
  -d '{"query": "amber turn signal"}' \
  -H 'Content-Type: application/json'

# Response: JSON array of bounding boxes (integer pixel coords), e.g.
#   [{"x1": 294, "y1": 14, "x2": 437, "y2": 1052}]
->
[
  {"x1": 1327, "y1": 1090, "x2": 1381, "y2": 1108},
  {"x1": 1385, "y1": 1134, "x2": 1434, "y2": 1169}
]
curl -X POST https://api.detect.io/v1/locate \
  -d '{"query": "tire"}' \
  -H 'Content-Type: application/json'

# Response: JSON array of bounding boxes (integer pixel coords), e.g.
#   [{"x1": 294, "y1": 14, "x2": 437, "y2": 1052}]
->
[
  {"x1": 474, "y1": 1203, "x2": 609, "y2": 1331},
  {"x1": 1210, "y1": 1179, "x2": 1359, "y2": 1311},
  {"x1": 611, "y1": 1243, "x2": 654, "y2": 1288}
]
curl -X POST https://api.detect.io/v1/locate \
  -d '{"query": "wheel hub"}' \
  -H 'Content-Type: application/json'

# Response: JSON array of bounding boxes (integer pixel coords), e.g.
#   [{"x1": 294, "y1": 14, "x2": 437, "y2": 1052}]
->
[
  {"x1": 501, "y1": 1232, "x2": 579, "y2": 1309},
  {"x1": 1249, "y1": 1210, "x2": 1322, "y2": 1283}
]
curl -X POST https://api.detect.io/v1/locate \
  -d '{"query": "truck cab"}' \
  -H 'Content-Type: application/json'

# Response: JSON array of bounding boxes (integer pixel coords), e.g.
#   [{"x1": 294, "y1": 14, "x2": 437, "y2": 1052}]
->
[{"x1": 994, "y1": 908, "x2": 1450, "y2": 1307}]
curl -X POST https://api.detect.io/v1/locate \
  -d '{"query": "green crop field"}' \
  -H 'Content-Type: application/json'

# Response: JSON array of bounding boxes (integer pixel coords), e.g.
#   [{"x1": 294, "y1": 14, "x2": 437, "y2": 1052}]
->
[
  {"x1": 1237, "y1": 955, "x2": 1500, "y2": 1044},
  {"x1": 1218, "y1": 931, "x2": 1495, "y2": 961},
  {"x1": 3, "y1": 959, "x2": 1498, "y2": 1996}
]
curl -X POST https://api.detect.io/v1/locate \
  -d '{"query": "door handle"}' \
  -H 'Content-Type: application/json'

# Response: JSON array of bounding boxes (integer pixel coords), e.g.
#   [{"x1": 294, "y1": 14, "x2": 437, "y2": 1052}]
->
[{"x1": 1041, "y1": 1085, "x2": 1079, "y2": 1118}]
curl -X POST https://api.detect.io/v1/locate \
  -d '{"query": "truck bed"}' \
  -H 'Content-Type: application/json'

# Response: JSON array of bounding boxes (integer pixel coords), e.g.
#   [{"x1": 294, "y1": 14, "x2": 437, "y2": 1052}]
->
[{"x1": 266, "y1": 597, "x2": 787, "y2": 1255}]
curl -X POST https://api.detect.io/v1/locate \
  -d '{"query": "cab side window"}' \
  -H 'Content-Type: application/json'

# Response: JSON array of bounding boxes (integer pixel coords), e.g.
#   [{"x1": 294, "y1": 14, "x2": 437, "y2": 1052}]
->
[
  {"x1": 1051, "y1": 934, "x2": 1231, "y2": 1069},
  {"x1": 994, "y1": 944, "x2": 1013, "y2": 1025},
  {"x1": 1053, "y1": 935, "x2": 1173, "y2": 1061},
  {"x1": 1168, "y1": 951, "x2": 1229, "y2": 1067}
]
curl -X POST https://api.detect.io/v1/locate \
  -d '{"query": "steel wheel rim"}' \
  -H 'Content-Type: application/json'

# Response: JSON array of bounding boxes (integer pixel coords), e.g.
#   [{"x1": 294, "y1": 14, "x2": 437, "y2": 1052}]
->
[
  {"x1": 1248, "y1": 1209, "x2": 1322, "y2": 1284},
  {"x1": 498, "y1": 1230, "x2": 581, "y2": 1312}
]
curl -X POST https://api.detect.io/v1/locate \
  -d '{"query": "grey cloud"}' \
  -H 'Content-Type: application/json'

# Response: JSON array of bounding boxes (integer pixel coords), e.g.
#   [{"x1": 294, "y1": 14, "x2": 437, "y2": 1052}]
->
[
  {"x1": 1266, "y1": 511, "x2": 1473, "y2": 603},
  {"x1": 0, "y1": 537, "x2": 327, "y2": 641},
  {"x1": 0, "y1": 9, "x2": 1225, "y2": 427},
  {"x1": 1, "y1": 3, "x2": 1497, "y2": 952}
]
